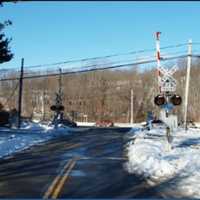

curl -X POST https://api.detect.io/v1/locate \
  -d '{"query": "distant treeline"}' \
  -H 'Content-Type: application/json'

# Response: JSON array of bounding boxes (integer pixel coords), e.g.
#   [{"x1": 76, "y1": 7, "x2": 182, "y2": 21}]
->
[{"x1": 0, "y1": 58, "x2": 200, "y2": 123}]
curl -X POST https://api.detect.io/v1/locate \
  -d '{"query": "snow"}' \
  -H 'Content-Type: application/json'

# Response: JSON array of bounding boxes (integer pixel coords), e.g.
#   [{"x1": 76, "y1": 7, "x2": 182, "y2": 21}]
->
[
  {"x1": 125, "y1": 126, "x2": 200, "y2": 198},
  {"x1": 76, "y1": 121, "x2": 145, "y2": 128},
  {"x1": 0, "y1": 121, "x2": 74, "y2": 159}
]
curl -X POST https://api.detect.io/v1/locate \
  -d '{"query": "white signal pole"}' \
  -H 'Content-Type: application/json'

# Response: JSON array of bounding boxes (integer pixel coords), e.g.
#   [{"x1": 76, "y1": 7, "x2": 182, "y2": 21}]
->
[
  {"x1": 155, "y1": 32, "x2": 162, "y2": 94},
  {"x1": 184, "y1": 39, "x2": 192, "y2": 130},
  {"x1": 130, "y1": 89, "x2": 133, "y2": 124}
]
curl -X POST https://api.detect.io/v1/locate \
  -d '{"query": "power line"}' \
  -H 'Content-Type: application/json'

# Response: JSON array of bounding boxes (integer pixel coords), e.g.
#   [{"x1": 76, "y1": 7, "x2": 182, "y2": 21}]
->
[
  {"x1": 26, "y1": 43, "x2": 189, "y2": 69},
  {"x1": 193, "y1": 42, "x2": 200, "y2": 45},
  {"x1": 2, "y1": 42, "x2": 191, "y2": 71},
  {"x1": 0, "y1": 54, "x2": 187, "y2": 82},
  {"x1": 2, "y1": 42, "x2": 200, "y2": 73},
  {"x1": 4, "y1": 49, "x2": 191, "y2": 77},
  {"x1": 191, "y1": 54, "x2": 200, "y2": 58}
]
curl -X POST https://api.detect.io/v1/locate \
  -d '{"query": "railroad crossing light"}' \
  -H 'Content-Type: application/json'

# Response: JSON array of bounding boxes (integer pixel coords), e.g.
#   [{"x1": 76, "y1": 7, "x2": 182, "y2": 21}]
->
[
  {"x1": 154, "y1": 95, "x2": 166, "y2": 106},
  {"x1": 50, "y1": 105, "x2": 65, "y2": 111},
  {"x1": 170, "y1": 95, "x2": 182, "y2": 106}
]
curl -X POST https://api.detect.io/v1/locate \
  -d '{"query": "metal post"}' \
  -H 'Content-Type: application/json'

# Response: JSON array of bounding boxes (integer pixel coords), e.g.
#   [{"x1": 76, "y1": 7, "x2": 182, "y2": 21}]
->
[
  {"x1": 17, "y1": 58, "x2": 24, "y2": 128},
  {"x1": 155, "y1": 32, "x2": 162, "y2": 94},
  {"x1": 184, "y1": 39, "x2": 192, "y2": 130},
  {"x1": 130, "y1": 89, "x2": 133, "y2": 124},
  {"x1": 55, "y1": 68, "x2": 63, "y2": 124}
]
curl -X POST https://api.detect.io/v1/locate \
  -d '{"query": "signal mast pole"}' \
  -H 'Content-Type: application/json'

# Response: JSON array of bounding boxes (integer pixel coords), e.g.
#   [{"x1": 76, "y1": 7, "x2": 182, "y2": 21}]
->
[
  {"x1": 155, "y1": 32, "x2": 162, "y2": 94},
  {"x1": 56, "y1": 68, "x2": 63, "y2": 120}
]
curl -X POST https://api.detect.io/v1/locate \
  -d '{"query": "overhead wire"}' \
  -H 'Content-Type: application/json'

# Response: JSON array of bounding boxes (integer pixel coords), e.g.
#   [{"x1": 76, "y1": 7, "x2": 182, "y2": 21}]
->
[
  {"x1": 0, "y1": 54, "x2": 188, "y2": 82},
  {"x1": 25, "y1": 42, "x2": 189, "y2": 69},
  {"x1": 1, "y1": 41, "x2": 200, "y2": 82},
  {"x1": 1, "y1": 42, "x2": 200, "y2": 73},
  {"x1": 1, "y1": 42, "x2": 190, "y2": 72},
  {"x1": 191, "y1": 55, "x2": 200, "y2": 58},
  {"x1": 13, "y1": 49, "x2": 191, "y2": 77}
]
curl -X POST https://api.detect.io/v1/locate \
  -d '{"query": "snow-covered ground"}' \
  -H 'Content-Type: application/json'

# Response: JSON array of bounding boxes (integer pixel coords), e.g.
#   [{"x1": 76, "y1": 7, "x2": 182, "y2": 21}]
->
[
  {"x1": 0, "y1": 121, "x2": 78, "y2": 159},
  {"x1": 125, "y1": 126, "x2": 200, "y2": 198},
  {"x1": 76, "y1": 121, "x2": 145, "y2": 128}
]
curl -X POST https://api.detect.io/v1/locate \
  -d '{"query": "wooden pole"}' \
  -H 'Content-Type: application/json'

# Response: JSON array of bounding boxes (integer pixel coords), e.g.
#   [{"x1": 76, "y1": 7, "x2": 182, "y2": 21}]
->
[
  {"x1": 17, "y1": 58, "x2": 24, "y2": 128},
  {"x1": 130, "y1": 89, "x2": 133, "y2": 124}
]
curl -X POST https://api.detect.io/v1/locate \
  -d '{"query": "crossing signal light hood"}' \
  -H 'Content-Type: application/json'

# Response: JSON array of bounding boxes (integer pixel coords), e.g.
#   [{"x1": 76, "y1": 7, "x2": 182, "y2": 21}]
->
[
  {"x1": 170, "y1": 95, "x2": 182, "y2": 106},
  {"x1": 154, "y1": 94, "x2": 182, "y2": 106},
  {"x1": 154, "y1": 95, "x2": 166, "y2": 106},
  {"x1": 50, "y1": 105, "x2": 65, "y2": 111}
]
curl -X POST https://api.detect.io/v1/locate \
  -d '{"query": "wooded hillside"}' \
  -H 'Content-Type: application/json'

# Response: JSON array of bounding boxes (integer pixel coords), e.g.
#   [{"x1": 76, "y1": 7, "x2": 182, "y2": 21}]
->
[{"x1": 0, "y1": 58, "x2": 200, "y2": 123}]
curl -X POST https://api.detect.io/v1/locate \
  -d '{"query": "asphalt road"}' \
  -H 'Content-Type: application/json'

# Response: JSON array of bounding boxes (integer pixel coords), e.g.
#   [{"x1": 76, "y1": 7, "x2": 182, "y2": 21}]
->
[{"x1": 0, "y1": 127, "x2": 161, "y2": 198}]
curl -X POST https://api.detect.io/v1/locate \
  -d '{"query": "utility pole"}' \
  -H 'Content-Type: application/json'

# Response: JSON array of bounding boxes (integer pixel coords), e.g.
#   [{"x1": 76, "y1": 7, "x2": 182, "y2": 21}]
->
[
  {"x1": 42, "y1": 78, "x2": 47, "y2": 121},
  {"x1": 17, "y1": 58, "x2": 24, "y2": 128},
  {"x1": 58, "y1": 68, "x2": 62, "y2": 99},
  {"x1": 184, "y1": 39, "x2": 192, "y2": 130},
  {"x1": 42, "y1": 89, "x2": 45, "y2": 121},
  {"x1": 130, "y1": 89, "x2": 133, "y2": 124}
]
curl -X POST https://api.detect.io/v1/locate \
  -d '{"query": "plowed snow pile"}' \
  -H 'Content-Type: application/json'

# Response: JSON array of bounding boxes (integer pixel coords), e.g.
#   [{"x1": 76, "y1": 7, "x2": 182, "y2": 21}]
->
[
  {"x1": 0, "y1": 122, "x2": 72, "y2": 159},
  {"x1": 125, "y1": 127, "x2": 200, "y2": 198}
]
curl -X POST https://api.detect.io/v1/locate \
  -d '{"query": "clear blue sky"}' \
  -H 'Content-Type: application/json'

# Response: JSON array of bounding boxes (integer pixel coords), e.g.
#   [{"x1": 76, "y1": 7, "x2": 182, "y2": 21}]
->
[{"x1": 1, "y1": 1, "x2": 200, "y2": 69}]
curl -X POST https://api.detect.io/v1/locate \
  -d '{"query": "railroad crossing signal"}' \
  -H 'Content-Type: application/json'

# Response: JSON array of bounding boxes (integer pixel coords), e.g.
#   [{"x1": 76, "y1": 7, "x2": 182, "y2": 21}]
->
[
  {"x1": 158, "y1": 64, "x2": 177, "y2": 93},
  {"x1": 154, "y1": 32, "x2": 182, "y2": 110},
  {"x1": 50, "y1": 68, "x2": 65, "y2": 112},
  {"x1": 160, "y1": 74, "x2": 176, "y2": 93}
]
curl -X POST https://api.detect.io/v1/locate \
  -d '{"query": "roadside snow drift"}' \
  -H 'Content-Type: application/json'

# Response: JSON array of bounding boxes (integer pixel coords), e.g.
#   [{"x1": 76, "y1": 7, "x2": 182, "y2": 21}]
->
[
  {"x1": 125, "y1": 127, "x2": 200, "y2": 198},
  {"x1": 0, "y1": 122, "x2": 72, "y2": 159}
]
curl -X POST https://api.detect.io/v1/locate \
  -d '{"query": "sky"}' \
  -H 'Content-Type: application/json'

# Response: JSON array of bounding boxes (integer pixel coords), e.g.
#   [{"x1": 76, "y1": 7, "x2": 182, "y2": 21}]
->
[{"x1": 1, "y1": 1, "x2": 200, "y2": 69}]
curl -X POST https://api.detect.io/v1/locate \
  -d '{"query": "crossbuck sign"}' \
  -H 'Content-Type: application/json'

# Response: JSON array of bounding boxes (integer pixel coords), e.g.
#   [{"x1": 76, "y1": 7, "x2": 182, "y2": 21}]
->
[{"x1": 158, "y1": 64, "x2": 177, "y2": 93}]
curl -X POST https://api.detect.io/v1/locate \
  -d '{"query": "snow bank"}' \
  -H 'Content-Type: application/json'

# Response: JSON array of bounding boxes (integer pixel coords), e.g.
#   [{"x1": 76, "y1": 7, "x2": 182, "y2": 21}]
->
[
  {"x1": 115, "y1": 122, "x2": 145, "y2": 128},
  {"x1": 125, "y1": 127, "x2": 200, "y2": 198},
  {"x1": 0, "y1": 122, "x2": 73, "y2": 159}
]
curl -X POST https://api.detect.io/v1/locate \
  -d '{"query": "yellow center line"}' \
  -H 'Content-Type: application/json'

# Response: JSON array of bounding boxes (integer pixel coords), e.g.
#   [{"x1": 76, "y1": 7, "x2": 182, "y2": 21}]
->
[
  {"x1": 65, "y1": 143, "x2": 81, "y2": 150},
  {"x1": 43, "y1": 143, "x2": 81, "y2": 199},
  {"x1": 43, "y1": 159, "x2": 73, "y2": 199},
  {"x1": 51, "y1": 158, "x2": 77, "y2": 199}
]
